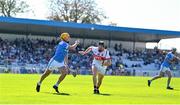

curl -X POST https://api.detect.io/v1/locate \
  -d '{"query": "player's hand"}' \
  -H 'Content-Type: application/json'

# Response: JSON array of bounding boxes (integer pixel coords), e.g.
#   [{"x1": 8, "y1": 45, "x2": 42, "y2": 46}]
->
[
  {"x1": 78, "y1": 51, "x2": 85, "y2": 55},
  {"x1": 75, "y1": 40, "x2": 80, "y2": 45}
]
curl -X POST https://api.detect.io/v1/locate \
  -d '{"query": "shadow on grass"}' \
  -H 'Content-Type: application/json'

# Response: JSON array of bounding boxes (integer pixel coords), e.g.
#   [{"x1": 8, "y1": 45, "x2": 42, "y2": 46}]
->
[
  {"x1": 95, "y1": 93, "x2": 111, "y2": 96},
  {"x1": 172, "y1": 89, "x2": 180, "y2": 91},
  {"x1": 42, "y1": 92, "x2": 70, "y2": 96}
]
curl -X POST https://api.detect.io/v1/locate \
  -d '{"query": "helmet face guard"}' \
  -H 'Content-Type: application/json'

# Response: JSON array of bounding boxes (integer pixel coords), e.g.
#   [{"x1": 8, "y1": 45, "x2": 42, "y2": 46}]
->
[
  {"x1": 98, "y1": 41, "x2": 105, "y2": 52},
  {"x1": 98, "y1": 41, "x2": 104, "y2": 47}
]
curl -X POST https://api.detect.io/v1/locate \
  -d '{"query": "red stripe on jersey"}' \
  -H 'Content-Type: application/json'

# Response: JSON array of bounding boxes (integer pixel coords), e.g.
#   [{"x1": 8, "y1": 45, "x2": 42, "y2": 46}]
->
[
  {"x1": 93, "y1": 55, "x2": 111, "y2": 60},
  {"x1": 93, "y1": 55, "x2": 105, "y2": 60}
]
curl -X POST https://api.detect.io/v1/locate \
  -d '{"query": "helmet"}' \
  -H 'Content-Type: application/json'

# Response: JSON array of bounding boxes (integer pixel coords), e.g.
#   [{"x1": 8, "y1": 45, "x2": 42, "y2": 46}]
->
[
  {"x1": 60, "y1": 32, "x2": 70, "y2": 41},
  {"x1": 172, "y1": 48, "x2": 177, "y2": 52},
  {"x1": 98, "y1": 41, "x2": 104, "y2": 46}
]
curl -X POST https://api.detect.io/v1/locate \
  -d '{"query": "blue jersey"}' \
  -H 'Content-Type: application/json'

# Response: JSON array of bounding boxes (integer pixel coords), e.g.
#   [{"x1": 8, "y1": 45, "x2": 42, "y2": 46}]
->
[
  {"x1": 161, "y1": 52, "x2": 174, "y2": 67},
  {"x1": 52, "y1": 41, "x2": 69, "y2": 62}
]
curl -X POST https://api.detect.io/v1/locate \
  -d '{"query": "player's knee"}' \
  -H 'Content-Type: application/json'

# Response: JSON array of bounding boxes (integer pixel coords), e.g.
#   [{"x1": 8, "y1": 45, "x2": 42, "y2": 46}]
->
[
  {"x1": 99, "y1": 75, "x2": 104, "y2": 80},
  {"x1": 168, "y1": 75, "x2": 172, "y2": 78},
  {"x1": 44, "y1": 70, "x2": 51, "y2": 76},
  {"x1": 95, "y1": 73, "x2": 98, "y2": 77},
  {"x1": 92, "y1": 71, "x2": 97, "y2": 76},
  {"x1": 158, "y1": 75, "x2": 162, "y2": 78},
  {"x1": 99, "y1": 73, "x2": 104, "y2": 77},
  {"x1": 166, "y1": 72, "x2": 172, "y2": 78},
  {"x1": 93, "y1": 74, "x2": 97, "y2": 79},
  {"x1": 93, "y1": 74, "x2": 96, "y2": 77},
  {"x1": 62, "y1": 72, "x2": 67, "y2": 75},
  {"x1": 61, "y1": 69, "x2": 68, "y2": 75}
]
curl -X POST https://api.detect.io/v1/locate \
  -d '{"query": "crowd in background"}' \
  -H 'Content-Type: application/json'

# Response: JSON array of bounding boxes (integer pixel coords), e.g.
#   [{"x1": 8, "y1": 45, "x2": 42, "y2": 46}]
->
[{"x1": 0, "y1": 37, "x2": 179, "y2": 75}]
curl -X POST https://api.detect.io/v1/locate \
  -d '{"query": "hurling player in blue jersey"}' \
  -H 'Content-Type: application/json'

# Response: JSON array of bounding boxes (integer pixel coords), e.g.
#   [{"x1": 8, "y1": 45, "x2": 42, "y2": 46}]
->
[
  {"x1": 36, "y1": 32, "x2": 80, "y2": 93},
  {"x1": 148, "y1": 48, "x2": 180, "y2": 90}
]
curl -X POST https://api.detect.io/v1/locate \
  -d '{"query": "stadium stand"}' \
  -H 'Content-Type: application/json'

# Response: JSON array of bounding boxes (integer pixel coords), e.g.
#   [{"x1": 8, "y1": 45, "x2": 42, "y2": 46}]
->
[
  {"x1": 0, "y1": 17, "x2": 180, "y2": 76},
  {"x1": 0, "y1": 37, "x2": 179, "y2": 76}
]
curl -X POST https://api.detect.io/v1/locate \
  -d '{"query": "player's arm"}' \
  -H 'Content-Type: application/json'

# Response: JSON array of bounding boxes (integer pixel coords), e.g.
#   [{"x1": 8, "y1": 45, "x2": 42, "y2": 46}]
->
[
  {"x1": 167, "y1": 58, "x2": 174, "y2": 63},
  {"x1": 172, "y1": 56, "x2": 180, "y2": 62},
  {"x1": 168, "y1": 56, "x2": 180, "y2": 63},
  {"x1": 165, "y1": 53, "x2": 174, "y2": 63},
  {"x1": 175, "y1": 56, "x2": 180, "y2": 61},
  {"x1": 68, "y1": 40, "x2": 80, "y2": 50},
  {"x1": 78, "y1": 46, "x2": 92, "y2": 55}
]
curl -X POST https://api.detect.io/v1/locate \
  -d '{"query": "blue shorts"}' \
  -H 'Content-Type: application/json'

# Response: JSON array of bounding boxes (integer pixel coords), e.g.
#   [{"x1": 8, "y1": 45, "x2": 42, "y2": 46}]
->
[
  {"x1": 46, "y1": 58, "x2": 65, "y2": 71},
  {"x1": 159, "y1": 65, "x2": 171, "y2": 72}
]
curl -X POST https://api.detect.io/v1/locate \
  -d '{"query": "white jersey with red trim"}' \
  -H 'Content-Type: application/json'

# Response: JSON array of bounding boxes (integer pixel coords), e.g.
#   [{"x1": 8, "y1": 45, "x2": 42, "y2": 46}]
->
[{"x1": 90, "y1": 46, "x2": 111, "y2": 69}]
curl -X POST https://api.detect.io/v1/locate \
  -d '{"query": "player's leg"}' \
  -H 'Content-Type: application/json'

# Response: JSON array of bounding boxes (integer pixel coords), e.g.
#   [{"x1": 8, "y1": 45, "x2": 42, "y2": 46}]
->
[
  {"x1": 96, "y1": 73, "x2": 104, "y2": 94},
  {"x1": 166, "y1": 70, "x2": 173, "y2": 90},
  {"x1": 55, "y1": 67, "x2": 68, "y2": 86},
  {"x1": 92, "y1": 65, "x2": 98, "y2": 93},
  {"x1": 36, "y1": 69, "x2": 52, "y2": 92},
  {"x1": 53, "y1": 67, "x2": 68, "y2": 93},
  {"x1": 148, "y1": 71, "x2": 164, "y2": 87},
  {"x1": 38, "y1": 69, "x2": 52, "y2": 84},
  {"x1": 151, "y1": 71, "x2": 164, "y2": 81}
]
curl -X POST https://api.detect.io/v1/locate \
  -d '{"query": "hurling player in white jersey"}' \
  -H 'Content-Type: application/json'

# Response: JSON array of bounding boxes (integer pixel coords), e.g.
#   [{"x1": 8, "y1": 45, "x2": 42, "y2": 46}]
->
[
  {"x1": 79, "y1": 41, "x2": 112, "y2": 94},
  {"x1": 148, "y1": 48, "x2": 180, "y2": 90},
  {"x1": 36, "y1": 32, "x2": 80, "y2": 93}
]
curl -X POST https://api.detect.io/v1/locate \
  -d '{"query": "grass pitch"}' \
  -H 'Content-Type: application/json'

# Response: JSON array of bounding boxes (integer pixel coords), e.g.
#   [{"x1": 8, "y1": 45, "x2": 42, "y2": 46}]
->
[{"x1": 0, "y1": 74, "x2": 180, "y2": 104}]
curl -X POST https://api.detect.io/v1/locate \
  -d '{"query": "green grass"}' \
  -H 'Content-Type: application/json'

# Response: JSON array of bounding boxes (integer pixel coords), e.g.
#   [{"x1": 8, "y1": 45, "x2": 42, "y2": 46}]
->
[{"x1": 0, "y1": 74, "x2": 180, "y2": 104}]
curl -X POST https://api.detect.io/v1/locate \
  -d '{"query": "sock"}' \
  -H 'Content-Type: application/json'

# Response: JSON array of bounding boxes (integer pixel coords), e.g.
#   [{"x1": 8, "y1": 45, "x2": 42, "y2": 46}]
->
[
  {"x1": 55, "y1": 83, "x2": 59, "y2": 87},
  {"x1": 94, "y1": 86, "x2": 97, "y2": 90},
  {"x1": 37, "y1": 82, "x2": 41, "y2": 85}
]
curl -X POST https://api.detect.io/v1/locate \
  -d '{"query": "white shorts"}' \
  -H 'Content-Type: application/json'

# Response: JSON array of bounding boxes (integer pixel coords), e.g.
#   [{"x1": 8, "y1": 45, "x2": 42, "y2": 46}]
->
[
  {"x1": 92, "y1": 64, "x2": 106, "y2": 75},
  {"x1": 159, "y1": 65, "x2": 171, "y2": 72},
  {"x1": 46, "y1": 58, "x2": 65, "y2": 71},
  {"x1": 92, "y1": 60, "x2": 107, "y2": 75}
]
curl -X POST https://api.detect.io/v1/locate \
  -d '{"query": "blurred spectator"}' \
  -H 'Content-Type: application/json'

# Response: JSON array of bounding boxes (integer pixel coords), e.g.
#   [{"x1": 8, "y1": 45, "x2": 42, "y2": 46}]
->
[{"x1": 0, "y1": 37, "x2": 179, "y2": 75}]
